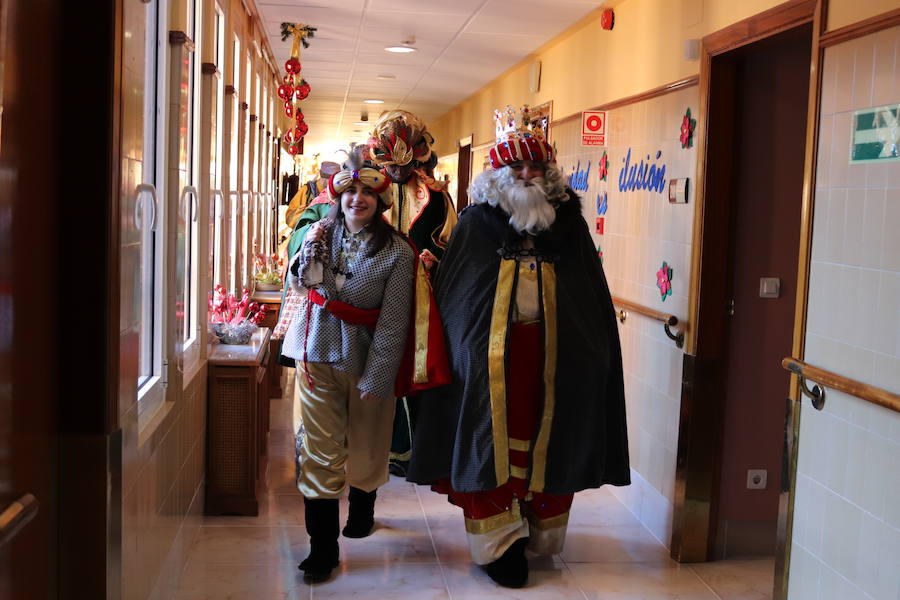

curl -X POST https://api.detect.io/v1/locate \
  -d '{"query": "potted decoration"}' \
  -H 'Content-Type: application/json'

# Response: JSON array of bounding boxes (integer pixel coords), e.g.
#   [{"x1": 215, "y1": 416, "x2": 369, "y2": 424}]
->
[
  {"x1": 208, "y1": 285, "x2": 269, "y2": 344},
  {"x1": 253, "y1": 252, "x2": 284, "y2": 291}
]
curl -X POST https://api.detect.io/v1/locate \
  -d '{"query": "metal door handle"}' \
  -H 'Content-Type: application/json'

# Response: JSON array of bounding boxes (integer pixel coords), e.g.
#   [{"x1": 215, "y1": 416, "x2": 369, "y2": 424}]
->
[{"x1": 0, "y1": 493, "x2": 38, "y2": 548}]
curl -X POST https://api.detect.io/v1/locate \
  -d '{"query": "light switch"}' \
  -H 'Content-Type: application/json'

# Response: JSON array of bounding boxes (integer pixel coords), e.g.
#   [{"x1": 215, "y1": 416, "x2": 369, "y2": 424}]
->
[{"x1": 759, "y1": 277, "x2": 781, "y2": 298}]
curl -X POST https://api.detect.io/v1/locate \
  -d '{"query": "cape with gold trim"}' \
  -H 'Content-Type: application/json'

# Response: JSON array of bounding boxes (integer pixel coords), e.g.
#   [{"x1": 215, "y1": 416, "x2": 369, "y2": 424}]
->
[{"x1": 407, "y1": 190, "x2": 630, "y2": 495}]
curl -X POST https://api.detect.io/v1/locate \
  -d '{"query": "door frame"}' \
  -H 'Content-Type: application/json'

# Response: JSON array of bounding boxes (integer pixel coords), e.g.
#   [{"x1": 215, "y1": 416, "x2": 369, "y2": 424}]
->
[
  {"x1": 456, "y1": 134, "x2": 473, "y2": 212},
  {"x1": 671, "y1": 0, "x2": 818, "y2": 583}
]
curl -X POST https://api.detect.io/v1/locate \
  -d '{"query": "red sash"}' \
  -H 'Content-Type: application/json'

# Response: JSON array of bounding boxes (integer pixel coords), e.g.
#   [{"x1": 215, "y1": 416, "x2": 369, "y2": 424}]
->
[
  {"x1": 308, "y1": 288, "x2": 380, "y2": 329},
  {"x1": 301, "y1": 240, "x2": 451, "y2": 396}
]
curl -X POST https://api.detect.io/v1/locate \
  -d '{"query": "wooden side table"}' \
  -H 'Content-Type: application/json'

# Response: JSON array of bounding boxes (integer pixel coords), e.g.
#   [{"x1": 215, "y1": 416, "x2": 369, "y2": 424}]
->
[
  {"x1": 206, "y1": 327, "x2": 270, "y2": 516},
  {"x1": 252, "y1": 289, "x2": 284, "y2": 401}
]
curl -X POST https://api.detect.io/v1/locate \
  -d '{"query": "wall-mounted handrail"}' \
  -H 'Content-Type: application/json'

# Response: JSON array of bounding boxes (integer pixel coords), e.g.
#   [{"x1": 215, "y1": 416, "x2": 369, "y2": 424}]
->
[
  {"x1": 781, "y1": 357, "x2": 900, "y2": 414},
  {"x1": 0, "y1": 493, "x2": 38, "y2": 548},
  {"x1": 611, "y1": 295, "x2": 685, "y2": 348}
]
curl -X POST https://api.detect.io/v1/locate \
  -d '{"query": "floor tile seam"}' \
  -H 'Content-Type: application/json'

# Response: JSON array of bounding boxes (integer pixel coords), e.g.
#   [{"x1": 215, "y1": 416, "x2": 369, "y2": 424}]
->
[
  {"x1": 686, "y1": 564, "x2": 725, "y2": 600},
  {"x1": 415, "y1": 483, "x2": 455, "y2": 600},
  {"x1": 560, "y1": 557, "x2": 679, "y2": 565},
  {"x1": 557, "y1": 558, "x2": 592, "y2": 600}
]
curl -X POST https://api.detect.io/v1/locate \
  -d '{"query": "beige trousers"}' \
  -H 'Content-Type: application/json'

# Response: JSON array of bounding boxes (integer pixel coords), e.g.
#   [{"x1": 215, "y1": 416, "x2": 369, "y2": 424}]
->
[{"x1": 295, "y1": 361, "x2": 395, "y2": 499}]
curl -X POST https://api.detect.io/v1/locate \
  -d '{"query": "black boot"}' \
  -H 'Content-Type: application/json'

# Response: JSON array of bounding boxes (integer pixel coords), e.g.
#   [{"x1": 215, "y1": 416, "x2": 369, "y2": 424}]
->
[
  {"x1": 342, "y1": 486, "x2": 377, "y2": 538},
  {"x1": 483, "y1": 537, "x2": 529, "y2": 588},
  {"x1": 298, "y1": 497, "x2": 340, "y2": 583}
]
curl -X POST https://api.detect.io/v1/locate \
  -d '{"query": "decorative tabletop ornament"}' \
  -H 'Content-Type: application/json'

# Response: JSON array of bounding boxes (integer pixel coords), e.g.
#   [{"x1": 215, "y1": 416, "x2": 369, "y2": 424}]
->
[
  {"x1": 680, "y1": 108, "x2": 696, "y2": 149},
  {"x1": 656, "y1": 261, "x2": 673, "y2": 301},
  {"x1": 208, "y1": 285, "x2": 270, "y2": 344},
  {"x1": 598, "y1": 150, "x2": 609, "y2": 181}
]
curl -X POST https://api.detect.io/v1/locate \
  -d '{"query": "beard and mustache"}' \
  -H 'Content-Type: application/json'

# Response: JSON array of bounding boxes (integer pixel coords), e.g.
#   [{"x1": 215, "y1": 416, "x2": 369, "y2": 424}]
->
[{"x1": 468, "y1": 165, "x2": 566, "y2": 235}]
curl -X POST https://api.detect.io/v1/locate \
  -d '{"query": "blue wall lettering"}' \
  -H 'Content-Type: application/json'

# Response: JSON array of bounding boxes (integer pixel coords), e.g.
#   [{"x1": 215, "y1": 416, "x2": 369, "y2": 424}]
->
[
  {"x1": 567, "y1": 160, "x2": 591, "y2": 191},
  {"x1": 596, "y1": 192, "x2": 608, "y2": 215},
  {"x1": 617, "y1": 148, "x2": 667, "y2": 194}
]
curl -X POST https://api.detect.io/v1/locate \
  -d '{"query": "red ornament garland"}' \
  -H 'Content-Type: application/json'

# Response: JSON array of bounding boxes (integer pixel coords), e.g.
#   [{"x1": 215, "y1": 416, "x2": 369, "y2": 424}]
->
[{"x1": 279, "y1": 23, "x2": 316, "y2": 156}]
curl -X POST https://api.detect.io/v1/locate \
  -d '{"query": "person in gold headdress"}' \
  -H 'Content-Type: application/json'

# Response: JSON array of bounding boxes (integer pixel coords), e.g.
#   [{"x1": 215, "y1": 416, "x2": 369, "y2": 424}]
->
[{"x1": 365, "y1": 110, "x2": 458, "y2": 476}]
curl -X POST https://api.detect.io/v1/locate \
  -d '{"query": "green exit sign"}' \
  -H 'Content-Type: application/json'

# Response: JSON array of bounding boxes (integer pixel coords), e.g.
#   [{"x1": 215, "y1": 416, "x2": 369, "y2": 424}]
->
[{"x1": 851, "y1": 104, "x2": 899, "y2": 164}]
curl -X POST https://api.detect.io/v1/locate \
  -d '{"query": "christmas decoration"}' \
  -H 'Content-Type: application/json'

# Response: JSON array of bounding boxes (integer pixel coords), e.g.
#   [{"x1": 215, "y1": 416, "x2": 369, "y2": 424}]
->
[
  {"x1": 680, "y1": 108, "x2": 696, "y2": 149},
  {"x1": 656, "y1": 262, "x2": 673, "y2": 301},
  {"x1": 598, "y1": 150, "x2": 609, "y2": 181},
  {"x1": 208, "y1": 285, "x2": 269, "y2": 344},
  {"x1": 279, "y1": 23, "x2": 317, "y2": 153}
]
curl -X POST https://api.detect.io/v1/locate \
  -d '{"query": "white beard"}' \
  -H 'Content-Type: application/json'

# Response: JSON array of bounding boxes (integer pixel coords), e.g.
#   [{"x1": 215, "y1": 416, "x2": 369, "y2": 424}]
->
[
  {"x1": 496, "y1": 176, "x2": 557, "y2": 234},
  {"x1": 468, "y1": 167, "x2": 557, "y2": 234}
]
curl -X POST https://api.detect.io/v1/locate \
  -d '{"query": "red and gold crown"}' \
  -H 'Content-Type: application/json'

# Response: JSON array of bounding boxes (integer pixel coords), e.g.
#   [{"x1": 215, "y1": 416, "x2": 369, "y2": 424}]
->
[{"x1": 488, "y1": 104, "x2": 555, "y2": 169}]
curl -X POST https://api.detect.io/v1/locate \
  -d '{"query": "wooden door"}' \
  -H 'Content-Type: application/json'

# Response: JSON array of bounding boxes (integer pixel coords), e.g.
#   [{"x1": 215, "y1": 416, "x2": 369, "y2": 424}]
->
[{"x1": 0, "y1": 1, "x2": 60, "y2": 596}]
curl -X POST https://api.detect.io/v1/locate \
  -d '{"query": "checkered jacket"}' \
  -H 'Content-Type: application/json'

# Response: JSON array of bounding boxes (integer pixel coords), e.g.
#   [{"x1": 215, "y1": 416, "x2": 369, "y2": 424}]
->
[{"x1": 282, "y1": 224, "x2": 414, "y2": 400}]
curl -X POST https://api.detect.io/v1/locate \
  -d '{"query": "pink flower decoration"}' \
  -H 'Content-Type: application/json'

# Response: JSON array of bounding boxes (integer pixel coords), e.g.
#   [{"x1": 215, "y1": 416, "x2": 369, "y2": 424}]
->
[
  {"x1": 656, "y1": 261, "x2": 673, "y2": 301},
  {"x1": 680, "y1": 108, "x2": 696, "y2": 149},
  {"x1": 598, "y1": 151, "x2": 609, "y2": 181}
]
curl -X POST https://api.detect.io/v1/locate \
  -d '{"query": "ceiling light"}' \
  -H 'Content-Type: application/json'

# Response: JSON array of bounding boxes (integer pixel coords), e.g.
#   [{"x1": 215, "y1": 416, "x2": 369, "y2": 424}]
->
[
  {"x1": 385, "y1": 37, "x2": 417, "y2": 53},
  {"x1": 377, "y1": 74, "x2": 397, "y2": 80},
  {"x1": 354, "y1": 121, "x2": 369, "y2": 126},
  {"x1": 363, "y1": 99, "x2": 384, "y2": 104}
]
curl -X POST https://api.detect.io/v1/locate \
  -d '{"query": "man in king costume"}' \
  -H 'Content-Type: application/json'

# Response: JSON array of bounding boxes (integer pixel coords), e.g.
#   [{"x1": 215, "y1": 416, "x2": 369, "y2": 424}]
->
[
  {"x1": 366, "y1": 110, "x2": 458, "y2": 476},
  {"x1": 407, "y1": 106, "x2": 630, "y2": 588}
]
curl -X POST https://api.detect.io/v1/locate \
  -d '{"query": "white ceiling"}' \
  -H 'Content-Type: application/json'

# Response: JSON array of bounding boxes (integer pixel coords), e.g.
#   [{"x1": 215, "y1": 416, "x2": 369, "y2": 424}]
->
[{"x1": 258, "y1": 0, "x2": 607, "y2": 158}]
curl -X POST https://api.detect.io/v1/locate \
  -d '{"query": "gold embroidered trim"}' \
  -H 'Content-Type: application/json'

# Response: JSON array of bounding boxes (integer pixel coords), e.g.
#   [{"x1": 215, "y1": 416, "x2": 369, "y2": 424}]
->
[
  {"x1": 530, "y1": 262, "x2": 557, "y2": 493},
  {"x1": 526, "y1": 511, "x2": 569, "y2": 531},
  {"x1": 413, "y1": 264, "x2": 431, "y2": 383},
  {"x1": 488, "y1": 259, "x2": 516, "y2": 487},
  {"x1": 509, "y1": 437, "x2": 531, "y2": 452},
  {"x1": 510, "y1": 464, "x2": 529, "y2": 479},
  {"x1": 464, "y1": 498, "x2": 522, "y2": 534}
]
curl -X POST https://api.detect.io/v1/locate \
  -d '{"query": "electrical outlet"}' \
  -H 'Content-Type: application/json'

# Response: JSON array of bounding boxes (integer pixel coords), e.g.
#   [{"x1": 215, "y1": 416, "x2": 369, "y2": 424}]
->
[{"x1": 747, "y1": 469, "x2": 767, "y2": 490}]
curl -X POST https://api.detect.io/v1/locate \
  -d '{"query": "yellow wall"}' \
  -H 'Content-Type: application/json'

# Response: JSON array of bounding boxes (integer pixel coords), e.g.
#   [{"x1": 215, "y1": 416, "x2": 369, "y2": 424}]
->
[
  {"x1": 827, "y1": 0, "x2": 899, "y2": 31},
  {"x1": 429, "y1": 0, "x2": 790, "y2": 156},
  {"x1": 429, "y1": 0, "x2": 900, "y2": 156}
]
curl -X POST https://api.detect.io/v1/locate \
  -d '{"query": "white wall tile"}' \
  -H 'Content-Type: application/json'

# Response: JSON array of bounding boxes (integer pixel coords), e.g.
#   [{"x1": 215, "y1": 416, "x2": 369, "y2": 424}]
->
[{"x1": 787, "y1": 545, "x2": 821, "y2": 600}]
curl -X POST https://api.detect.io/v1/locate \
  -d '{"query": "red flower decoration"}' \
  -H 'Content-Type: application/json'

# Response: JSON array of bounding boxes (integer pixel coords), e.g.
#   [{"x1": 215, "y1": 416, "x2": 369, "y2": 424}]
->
[
  {"x1": 680, "y1": 108, "x2": 696, "y2": 149},
  {"x1": 598, "y1": 150, "x2": 609, "y2": 181},
  {"x1": 656, "y1": 262, "x2": 673, "y2": 301}
]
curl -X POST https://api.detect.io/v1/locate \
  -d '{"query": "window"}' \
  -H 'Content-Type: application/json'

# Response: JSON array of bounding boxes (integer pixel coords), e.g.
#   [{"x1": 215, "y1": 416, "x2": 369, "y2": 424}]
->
[
  {"x1": 137, "y1": 0, "x2": 167, "y2": 420},
  {"x1": 211, "y1": 4, "x2": 225, "y2": 287},
  {"x1": 181, "y1": 0, "x2": 203, "y2": 370}
]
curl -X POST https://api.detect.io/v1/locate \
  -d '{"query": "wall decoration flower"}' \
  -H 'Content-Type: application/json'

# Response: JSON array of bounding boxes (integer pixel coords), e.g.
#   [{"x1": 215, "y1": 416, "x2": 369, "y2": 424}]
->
[
  {"x1": 680, "y1": 108, "x2": 696, "y2": 149},
  {"x1": 598, "y1": 150, "x2": 609, "y2": 181},
  {"x1": 656, "y1": 261, "x2": 673, "y2": 301}
]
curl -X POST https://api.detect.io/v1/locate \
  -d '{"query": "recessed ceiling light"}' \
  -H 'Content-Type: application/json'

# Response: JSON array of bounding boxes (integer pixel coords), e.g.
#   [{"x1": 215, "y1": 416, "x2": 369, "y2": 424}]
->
[
  {"x1": 385, "y1": 37, "x2": 417, "y2": 53},
  {"x1": 354, "y1": 121, "x2": 369, "y2": 126},
  {"x1": 377, "y1": 74, "x2": 397, "y2": 80},
  {"x1": 363, "y1": 99, "x2": 384, "y2": 104}
]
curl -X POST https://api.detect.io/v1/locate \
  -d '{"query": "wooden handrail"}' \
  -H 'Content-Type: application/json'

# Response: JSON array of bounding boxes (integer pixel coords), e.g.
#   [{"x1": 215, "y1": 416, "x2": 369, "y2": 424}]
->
[
  {"x1": 782, "y1": 357, "x2": 900, "y2": 414},
  {"x1": 611, "y1": 296, "x2": 684, "y2": 348}
]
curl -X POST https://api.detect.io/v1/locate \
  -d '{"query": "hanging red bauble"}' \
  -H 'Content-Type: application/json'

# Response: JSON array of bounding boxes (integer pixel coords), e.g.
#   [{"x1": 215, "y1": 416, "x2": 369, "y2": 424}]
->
[
  {"x1": 284, "y1": 57, "x2": 302, "y2": 75},
  {"x1": 283, "y1": 129, "x2": 295, "y2": 144},
  {"x1": 294, "y1": 110, "x2": 305, "y2": 124},
  {"x1": 277, "y1": 84, "x2": 294, "y2": 101},
  {"x1": 295, "y1": 80, "x2": 311, "y2": 100},
  {"x1": 286, "y1": 143, "x2": 300, "y2": 156},
  {"x1": 284, "y1": 104, "x2": 294, "y2": 118},
  {"x1": 294, "y1": 121, "x2": 309, "y2": 137},
  {"x1": 282, "y1": 74, "x2": 295, "y2": 86}
]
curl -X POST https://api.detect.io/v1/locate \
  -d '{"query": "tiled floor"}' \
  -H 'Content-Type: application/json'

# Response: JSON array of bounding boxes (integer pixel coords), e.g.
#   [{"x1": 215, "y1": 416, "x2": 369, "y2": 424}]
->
[{"x1": 175, "y1": 379, "x2": 775, "y2": 599}]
